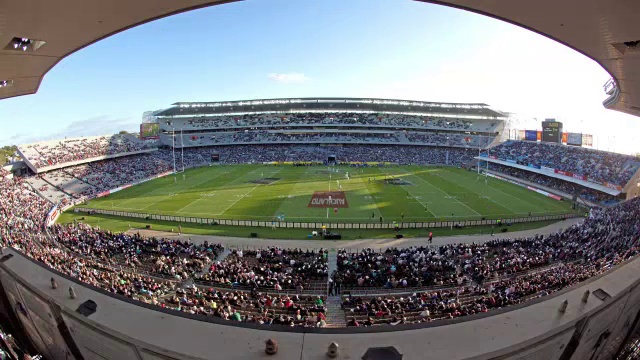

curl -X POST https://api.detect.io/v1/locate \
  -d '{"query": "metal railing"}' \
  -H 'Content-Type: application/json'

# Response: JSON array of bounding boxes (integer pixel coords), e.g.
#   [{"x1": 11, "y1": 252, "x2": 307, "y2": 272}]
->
[{"x1": 74, "y1": 207, "x2": 581, "y2": 230}]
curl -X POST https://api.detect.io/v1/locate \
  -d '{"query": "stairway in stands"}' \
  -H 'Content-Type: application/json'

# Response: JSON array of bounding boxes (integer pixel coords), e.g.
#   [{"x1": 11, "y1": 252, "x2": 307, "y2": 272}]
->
[
  {"x1": 324, "y1": 249, "x2": 346, "y2": 328},
  {"x1": 195, "y1": 247, "x2": 232, "y2": 278}
]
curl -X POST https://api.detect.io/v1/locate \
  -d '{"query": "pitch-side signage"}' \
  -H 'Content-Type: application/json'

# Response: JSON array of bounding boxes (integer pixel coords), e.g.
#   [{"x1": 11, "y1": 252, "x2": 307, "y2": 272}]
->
[
  {"x1": 308, "y1": 191, "x2": 349, "y2": 208},
  {"x1": 46, "y1": 206, "x2": 60, "y2": 226}
]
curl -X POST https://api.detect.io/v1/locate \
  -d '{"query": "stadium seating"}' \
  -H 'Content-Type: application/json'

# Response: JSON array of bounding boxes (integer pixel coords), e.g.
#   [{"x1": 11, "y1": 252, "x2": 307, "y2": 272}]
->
[
  {"x1": 166, "y1": 288, "x2": 327, "y2": 327},
  {"x1": 171, "y1": 131, "x2": 493, "y2": 148},
  {"x1": 25, "y1": 152, "x2": 173, "y2": 204},
  {"x1": 194, "y1": 248, "x2": 329, "y2": 294},
  {"x1": 2, "y1": 165, "x2": 640, "y2": 328},
  {"x1": 23, "y1": 145, "x2": 479, "y2": 203},
  {"x1": 158, "y1": 113, "x2": 501, "y2": 133},
  {"x1": 18, "y1": 134, "x2": 155, "y2": 170},
  {"x1": 178, "y1": 145, "x2": 478, "y2": 166},
  {"x1": 487, "y1": 163, "x2": 620, "y2": 205},
  {"x1": 487, "y1": 141, "x2": 640, "y2": 186},
  {"x1": 51, "y1": 223, "x2": 225, "y2": 280},
  {"x1": 336, "y1": 247, "x2": 465, "y2": 290},
  {"x1": 332, "y1": 198, "x2": 640, "y2": 326}
]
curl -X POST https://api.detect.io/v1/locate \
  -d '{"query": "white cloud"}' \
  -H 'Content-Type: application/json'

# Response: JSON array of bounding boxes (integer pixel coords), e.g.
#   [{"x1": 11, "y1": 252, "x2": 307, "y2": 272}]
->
[{"x1": 267, "y1": 73, "x2": 310, "y2": 83}]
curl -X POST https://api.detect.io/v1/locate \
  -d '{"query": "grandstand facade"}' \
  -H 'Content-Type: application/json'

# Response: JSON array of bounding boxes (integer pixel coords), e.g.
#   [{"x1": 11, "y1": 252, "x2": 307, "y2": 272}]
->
[{"x1": 154, "y1": 97, "x2": 505, "y2": 154}]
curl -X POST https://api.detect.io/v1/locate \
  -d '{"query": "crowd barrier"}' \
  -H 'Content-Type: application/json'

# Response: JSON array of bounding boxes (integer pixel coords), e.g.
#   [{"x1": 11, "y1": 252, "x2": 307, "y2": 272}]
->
[{"x1": 73, "y1": 207, "x2": 581, "y2": 230}]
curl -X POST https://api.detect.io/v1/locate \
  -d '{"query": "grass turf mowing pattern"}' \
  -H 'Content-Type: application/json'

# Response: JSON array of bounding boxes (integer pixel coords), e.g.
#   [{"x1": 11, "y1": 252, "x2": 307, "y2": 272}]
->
[{"x1": 82, "y1": 165, "x2": 576, "y2": 223}]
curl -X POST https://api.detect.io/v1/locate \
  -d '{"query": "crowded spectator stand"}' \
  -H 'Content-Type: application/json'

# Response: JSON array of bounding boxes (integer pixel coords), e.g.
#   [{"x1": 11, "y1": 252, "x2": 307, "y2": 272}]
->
[
  {"x1": 485, "y1": 140, "x2": 640, "y2": 188},
  {"x1": 3, "y1": 130, "x2": 640, "y2": 328}
]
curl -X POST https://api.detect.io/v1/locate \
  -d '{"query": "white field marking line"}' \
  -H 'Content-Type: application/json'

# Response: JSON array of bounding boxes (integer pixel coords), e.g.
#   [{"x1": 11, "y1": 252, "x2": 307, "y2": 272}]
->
[
  {"x1": 272, "y1": 167, "x2": 319, "y2": 216},
  {"x1": 488, "y1": 177, "x2": 568, "y2": 212},
  {"x1": 112, "y1": 167, "x2": 224, "y2": 208},
  {"x1": 385, "y1": 171, "x2": 482, "y2": 218},
  {"x1": 137, "y1": 169, "x2": 237, "y2": 213},
  {"x1": 436, "y1": 169, "x2": 523, "y2": 214},
  {"x1": 114, "y1": 168, "x2": 229, "y2": 209},
  {"x1": 380, "y1": 168, "x2": 437, "y2": 218},
  {"x1": 139, "y1": 169, "x2": 235, "y2": 211},
  {"x1": 215, "y1": 168, "x2": 284, "y2": 216},
  {"x1": 475, "y1": 173, "x2": 553, "y2": 213},
  {"x1": 460, "y1": 172, "x2": 545, "y2": 213},
  {"x1": 484, "y1": 179, "x2": 562, "y2": 212},
  {"x1": 404, "y1": 186, "x2": 438, "y2": 218},
  {"x1": 403, "y1": 169, "x2": 482, "y2": 217},
  {"x1": 273, "y1": 167, "x2": 339, "y2": 216},
  {"x1": 174, "y1": 166, "x2": 275, "y2": 214},
  {"x1": 357, "y1": 170, "x2": 385, "y2": 219}
]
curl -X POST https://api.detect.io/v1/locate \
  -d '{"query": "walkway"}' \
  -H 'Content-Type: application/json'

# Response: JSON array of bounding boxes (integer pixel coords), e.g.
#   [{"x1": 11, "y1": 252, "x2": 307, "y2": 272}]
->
[
  {"x1": 127, "y1": 217, "x2": 583, "y2": 250},
  {"x1": 323, "y1": 249, "x2": 344, "y2": 327},
  {"x1": 194, "y1": 247, "x2": 232, "y2": 277}
]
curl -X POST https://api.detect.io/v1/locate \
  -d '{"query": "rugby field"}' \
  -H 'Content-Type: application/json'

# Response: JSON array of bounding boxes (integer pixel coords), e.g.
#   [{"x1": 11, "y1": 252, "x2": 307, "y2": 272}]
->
[{"x1": 79, "y1": 165, "x2": 576, "y2": 223}]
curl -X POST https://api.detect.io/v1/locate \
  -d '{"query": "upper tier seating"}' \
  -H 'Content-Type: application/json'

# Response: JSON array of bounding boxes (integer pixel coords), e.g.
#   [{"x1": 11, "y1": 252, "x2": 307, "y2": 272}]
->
[
  {"x1": 487, "y1": 141, "x2": 640, "y2": 186},
  {"x1": 159, "y1": 113, "x2": 500, "y2": 132},
  {"x1": 18, "y1": 134, "x2": 154, "y2": 170}
]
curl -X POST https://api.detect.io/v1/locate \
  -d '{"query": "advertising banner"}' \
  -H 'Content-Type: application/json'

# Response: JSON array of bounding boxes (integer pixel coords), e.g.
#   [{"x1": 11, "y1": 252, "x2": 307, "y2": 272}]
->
[
  {"x1": 582, "y1": 134, "x2": 594, "y2": 147},
  {"x1": 109, "y1": 184, "x2": 132, "y2": 194},
  {"x1": 541, "y1": 166, "x2": 555, "y2": 174},
  {"x1": 46, "y1": 206, "x2": 60, "y2": 226},
  {"x1": 485, "y1": 173, "x2": 561, "y2": 202},
  {"x1": 526, "y1": 186, "x2": 563, "y2": 200},
  {"x1": 524, "y1": 130, "x2": 538, "y2": 141},
  {"x1": 604, "y1": 182, "x2": 623, "y2": 191},
  {"x1": 528, "y1": 164, "x2": 541, "y2": 169},
  {"x1": 555, "y1": 169, "x2": 572, "y2": 177},
  {"x1": 308, "y1": 191, "x2": 349, "y2": 208},
  {"x1": 567, "y1": 133, "x2": 583, "y2": 146}
]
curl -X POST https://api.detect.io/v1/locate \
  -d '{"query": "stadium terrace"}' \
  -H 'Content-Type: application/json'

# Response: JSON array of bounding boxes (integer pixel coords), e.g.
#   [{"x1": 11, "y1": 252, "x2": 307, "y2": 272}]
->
[{"x1": 156, "y1": 97, "x2": 507, "y2": 119}]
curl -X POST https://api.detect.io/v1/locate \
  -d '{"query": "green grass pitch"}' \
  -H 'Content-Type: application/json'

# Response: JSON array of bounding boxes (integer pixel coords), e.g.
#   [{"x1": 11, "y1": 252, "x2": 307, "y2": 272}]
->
[{"x1": 79, "y1": 165, "x2": 576, "y2": 223}]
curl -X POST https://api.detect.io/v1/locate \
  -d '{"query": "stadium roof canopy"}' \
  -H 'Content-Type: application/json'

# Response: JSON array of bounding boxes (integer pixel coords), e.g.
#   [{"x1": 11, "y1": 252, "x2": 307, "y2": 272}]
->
[
  {"x1": 155, "y1": 98, "x2": 505, "y2": 118},
  {"x1": 0, "y1": 0, "x2": 639, "y2": 117}
]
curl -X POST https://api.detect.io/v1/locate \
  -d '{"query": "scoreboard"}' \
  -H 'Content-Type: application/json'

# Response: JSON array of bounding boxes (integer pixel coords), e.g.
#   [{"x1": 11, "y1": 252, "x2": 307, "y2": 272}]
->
[
  {"x1": 139, "y1": 123, "x2": 160, "y2": 140},
  {"x1": 542, "y1": 120, "x2": 562, "y2": 143}
]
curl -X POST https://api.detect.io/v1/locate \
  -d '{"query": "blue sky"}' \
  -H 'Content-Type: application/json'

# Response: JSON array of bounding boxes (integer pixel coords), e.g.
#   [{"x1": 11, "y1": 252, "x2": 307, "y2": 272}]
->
[{"x1": 1, "y1": 0, "x2": 638, "y2": 153}]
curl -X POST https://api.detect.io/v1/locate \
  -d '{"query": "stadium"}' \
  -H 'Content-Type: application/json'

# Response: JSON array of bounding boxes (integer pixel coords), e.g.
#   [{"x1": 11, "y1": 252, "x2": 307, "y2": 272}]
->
[
  {"x1": 59, "y1": 99, "x2": 577, "y2": 229},
  {"x1": 1, "y1": 1, "x2": 640, "y2": 360}
]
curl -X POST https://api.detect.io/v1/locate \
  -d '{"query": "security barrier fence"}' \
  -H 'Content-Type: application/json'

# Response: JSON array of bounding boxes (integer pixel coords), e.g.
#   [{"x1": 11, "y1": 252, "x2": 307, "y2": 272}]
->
[{"x1": 73, "y1": 207, "x2": 582, "y2": 230}]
